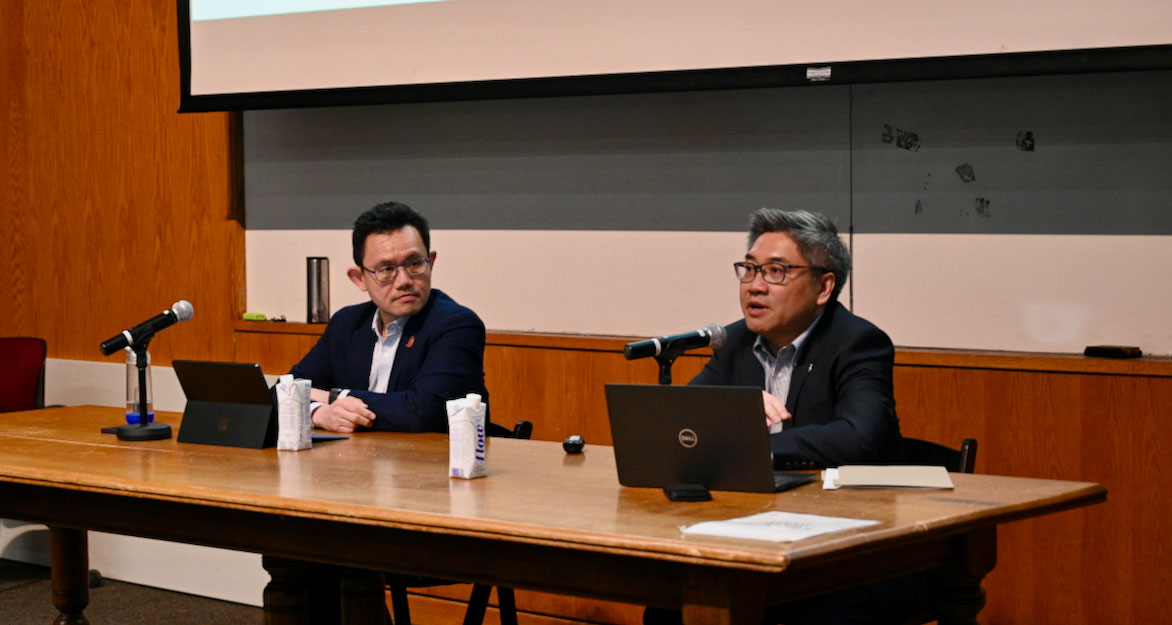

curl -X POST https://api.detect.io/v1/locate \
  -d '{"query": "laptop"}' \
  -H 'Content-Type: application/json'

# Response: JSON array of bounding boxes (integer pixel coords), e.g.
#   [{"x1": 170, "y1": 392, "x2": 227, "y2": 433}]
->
[
  {"x1": 173, "y1": 360, "x2": 278, "y2": 448},
  {"x1": 604, "y1": 384, "x2": 815, "y2": 493}
]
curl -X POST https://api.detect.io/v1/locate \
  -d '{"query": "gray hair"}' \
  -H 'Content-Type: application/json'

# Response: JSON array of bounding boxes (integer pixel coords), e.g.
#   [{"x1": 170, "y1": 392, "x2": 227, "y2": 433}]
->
[{"x1": 747, "y1": 208, "x2": 851, "y2": 302}]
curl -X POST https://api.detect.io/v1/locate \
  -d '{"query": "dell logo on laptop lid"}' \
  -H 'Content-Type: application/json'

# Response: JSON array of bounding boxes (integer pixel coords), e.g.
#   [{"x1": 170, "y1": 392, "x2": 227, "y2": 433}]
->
[{"x1": 678, "y1": 428, "x2": 698, "y2": 448}]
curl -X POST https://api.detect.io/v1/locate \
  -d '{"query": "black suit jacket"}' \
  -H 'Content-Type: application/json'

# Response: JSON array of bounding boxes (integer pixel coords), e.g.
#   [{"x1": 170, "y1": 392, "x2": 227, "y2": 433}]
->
[
  {"x1": 290, "y1": 289, "x2": 488, "y2": 433},
  {"x1": 690, "y1": 301, "x2": 903, "y2": 469}
]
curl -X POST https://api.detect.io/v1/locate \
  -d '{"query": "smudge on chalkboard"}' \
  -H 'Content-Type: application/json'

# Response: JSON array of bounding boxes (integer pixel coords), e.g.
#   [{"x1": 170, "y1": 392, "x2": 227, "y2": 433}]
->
[
  {"x1": 955, "y1": 163, "x2": 976, "y2": 183},
  {"x1": 895, "y1": 129, "x2": 921, "y2": 151},
  {"x1": 914, "y1": 199, "x2": 925, "y2": 214},
  {"x1": 960, "y1": 198, "x2": 992, "y2": 218},
  {"x1": 881, "y1": 124, "x2": 920, "y2": 151},
  {"x1": 1016, "y1": 131, "x2": 1035, "y2": 151},
  {"x1": 974, "y1": 197, "x2": 991, "y2": 218}
]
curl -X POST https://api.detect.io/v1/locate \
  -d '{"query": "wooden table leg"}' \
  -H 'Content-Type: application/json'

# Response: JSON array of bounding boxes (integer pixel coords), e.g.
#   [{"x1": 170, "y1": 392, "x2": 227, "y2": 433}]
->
[
  {"x1": 938, "y1": 526, "x2": 997, "y2": 625},
  {"x1": 262, "y1": 555, "x2": 312, "y2": 625},
  {"x1": 262, "y1": 558, "x2": 386, "y2": 625},
  {"x1": 49, "y1": 527, "x2": 89, "y2": 625},
  {"x1": 339, "y1": 568, "x2": 387, "y2": 625},
  {"x1": 680, "y1": 570, "x2": 763, "y2": 625}
]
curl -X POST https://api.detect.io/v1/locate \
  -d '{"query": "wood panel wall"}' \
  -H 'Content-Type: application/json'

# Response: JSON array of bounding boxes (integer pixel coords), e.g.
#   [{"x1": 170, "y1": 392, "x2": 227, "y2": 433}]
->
[
  {"x1": 894, "y1": 351, "x2": 1172, "y2": 625},
  {"x1": 236, "y1": 324, "x2": 1172, "y2": 625},
  {"x1": 0, "y1": 0, "x2": 241, "y2": 366},
  {"x1": 4, "y1": 3, "x2": 1167, "y2": 623}
]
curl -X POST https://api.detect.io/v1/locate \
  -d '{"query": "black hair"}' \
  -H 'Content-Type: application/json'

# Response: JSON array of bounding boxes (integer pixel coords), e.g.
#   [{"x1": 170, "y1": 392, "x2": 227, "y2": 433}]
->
[{"x1": 352, "y1": 201, "x2": 431, "y2": 266}]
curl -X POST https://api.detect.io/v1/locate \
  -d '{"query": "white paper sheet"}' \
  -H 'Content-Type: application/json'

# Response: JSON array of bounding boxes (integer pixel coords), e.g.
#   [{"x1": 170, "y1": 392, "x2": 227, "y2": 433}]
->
[{"x1": 680, "y1": 511, "x2": 879, "y2": 542}]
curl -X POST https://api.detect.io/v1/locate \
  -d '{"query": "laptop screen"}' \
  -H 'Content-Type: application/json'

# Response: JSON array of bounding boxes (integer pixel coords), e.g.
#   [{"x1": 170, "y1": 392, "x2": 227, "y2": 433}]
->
[
  {"x1": 172, "y1": 360, "x2": 276, "y2": 449},
  {"x1": 172, "y1": 360, "x2": 273, "y2": 406},
  {"x1": 605, "y1": 384, "x2": 782, "y2": 493}
]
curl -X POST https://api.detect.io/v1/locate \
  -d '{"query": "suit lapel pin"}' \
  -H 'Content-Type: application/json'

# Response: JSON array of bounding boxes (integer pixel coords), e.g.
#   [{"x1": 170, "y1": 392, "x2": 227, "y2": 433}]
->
[
  {"x1": 406, "y1": 336, "x2": 415, "y2": 348},
  {"x1": 808, "y1": 363, "x2": 814, "y2": 373}
]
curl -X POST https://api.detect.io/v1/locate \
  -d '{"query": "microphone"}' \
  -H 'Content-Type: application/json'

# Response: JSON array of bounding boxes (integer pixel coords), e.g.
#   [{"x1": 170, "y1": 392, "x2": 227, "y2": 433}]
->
[
  {"x1": 624, "y1": 323, "x2": 726, "y2": 360},
  {"x1": 100, "y1": 300, "x2": 194, "y2": 355}
]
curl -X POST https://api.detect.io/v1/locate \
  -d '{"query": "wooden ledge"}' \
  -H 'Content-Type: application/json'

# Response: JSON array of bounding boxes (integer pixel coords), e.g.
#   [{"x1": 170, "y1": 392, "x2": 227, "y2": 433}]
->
[
  {"x1": 234, "y1": 320, "x2": 327, "y2": 336},
  {"x1": 232, "y1": 321, "x2": 703, "y2": 354},
  {"x1": 232, "y1": 321, "x2": 1172, "y2": 377},
  {"x1": 895, "y1": 347, "x2": 1172, "y2": 377}
]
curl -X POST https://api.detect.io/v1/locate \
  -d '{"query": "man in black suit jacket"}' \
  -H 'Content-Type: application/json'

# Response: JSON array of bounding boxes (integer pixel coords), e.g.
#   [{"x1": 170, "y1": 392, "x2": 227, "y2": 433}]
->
[
  {"x1": 648, "y1": 209, "x2": 928, "y2": 625},
  {"x1": 290, "y1": 202, "x2": 488, "y2": 433},
  {"x1": 692, "y1": 208, "x2": 903, "y2": 469},
  {"x1": 692, "y1": 306, "x2": 903, "y2": 469}
]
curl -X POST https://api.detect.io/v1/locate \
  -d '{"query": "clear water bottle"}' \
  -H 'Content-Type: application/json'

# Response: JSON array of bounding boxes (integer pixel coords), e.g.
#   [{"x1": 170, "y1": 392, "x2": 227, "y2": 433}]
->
[{"x1": 125, "y1": 347, "x2": 155, "y2": 424}]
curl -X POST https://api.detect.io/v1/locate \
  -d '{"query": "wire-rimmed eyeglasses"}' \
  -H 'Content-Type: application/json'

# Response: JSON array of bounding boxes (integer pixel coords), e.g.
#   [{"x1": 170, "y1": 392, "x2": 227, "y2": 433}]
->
[{"x1": 733, "y1": 261, "x2": 827, "y2": 285}]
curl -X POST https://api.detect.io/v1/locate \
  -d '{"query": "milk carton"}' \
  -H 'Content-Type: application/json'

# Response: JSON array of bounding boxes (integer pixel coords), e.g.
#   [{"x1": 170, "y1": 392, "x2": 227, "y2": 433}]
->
[
  {"x1": 275, "y1": 374, "x2": 313, "y2": 451},
  {"x1": 448, "y1": 393, "x2": 487, "y2": 479}
]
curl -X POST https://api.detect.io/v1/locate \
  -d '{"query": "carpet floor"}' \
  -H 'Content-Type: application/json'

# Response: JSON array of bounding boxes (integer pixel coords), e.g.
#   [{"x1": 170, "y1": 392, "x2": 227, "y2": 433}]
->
[{"x1": 0, "y1": 558, "x2": 262, "y2": 624}]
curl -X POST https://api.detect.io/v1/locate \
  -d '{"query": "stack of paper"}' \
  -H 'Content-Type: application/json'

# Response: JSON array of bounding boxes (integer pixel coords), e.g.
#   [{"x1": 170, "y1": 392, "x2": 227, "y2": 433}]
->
[
  {"x1": 681, "y1": 511, "x2": 879, "y2": 542},
  {"x1": 822, "y1": 465, "x2": 954, "y2": 490}
]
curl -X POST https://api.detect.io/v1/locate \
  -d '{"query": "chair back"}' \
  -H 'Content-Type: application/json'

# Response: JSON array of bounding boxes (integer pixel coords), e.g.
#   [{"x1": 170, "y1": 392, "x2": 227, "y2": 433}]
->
[
  {"x1": 486, "y1": 420, "x2": 534, "y2": 440},
  {"x1": 0, "y1": 337, "x2": 48, "y2": 413},
  {"x1": 902, "y1": 437, "x2": 978, "y2": 473}
]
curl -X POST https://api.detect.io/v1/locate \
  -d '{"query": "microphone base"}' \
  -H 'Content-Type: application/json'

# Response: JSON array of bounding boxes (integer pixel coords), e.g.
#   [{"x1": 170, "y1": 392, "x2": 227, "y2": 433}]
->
[{"x1": 115, "y1": 422, "x2": 173, "y2": 441}]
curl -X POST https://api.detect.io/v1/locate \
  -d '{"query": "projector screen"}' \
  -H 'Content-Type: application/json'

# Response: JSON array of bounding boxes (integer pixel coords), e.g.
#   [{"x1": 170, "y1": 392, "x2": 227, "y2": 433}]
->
[{"x1": 179, "y1": 0, "x2": 1172, "y2": 111}]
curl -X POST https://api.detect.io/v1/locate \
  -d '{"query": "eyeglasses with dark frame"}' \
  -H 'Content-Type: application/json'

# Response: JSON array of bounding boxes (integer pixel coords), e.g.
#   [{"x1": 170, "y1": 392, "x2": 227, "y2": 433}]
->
[
  {"x1": 362, "y1": 257, "x2": 432, "y2": 283},
  {"x1": 733, "y1": 261, "x2": 828, "y2": 285}
]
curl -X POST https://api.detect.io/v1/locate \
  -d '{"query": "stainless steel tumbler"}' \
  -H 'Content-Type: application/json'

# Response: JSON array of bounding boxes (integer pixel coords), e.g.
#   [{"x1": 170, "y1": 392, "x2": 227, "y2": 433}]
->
[{"x1": 307, "y1": 257, "x2": 329, "y2": 323}]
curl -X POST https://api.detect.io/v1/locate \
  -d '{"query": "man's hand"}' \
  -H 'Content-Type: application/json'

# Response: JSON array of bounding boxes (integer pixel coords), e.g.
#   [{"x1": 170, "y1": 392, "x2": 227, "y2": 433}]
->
[
  {"x1": 762, "y1": 390, "x2": 791, "y2": 433},
  {"x1": 312, "y1": 395, "x2": 376, "y2": 433}
]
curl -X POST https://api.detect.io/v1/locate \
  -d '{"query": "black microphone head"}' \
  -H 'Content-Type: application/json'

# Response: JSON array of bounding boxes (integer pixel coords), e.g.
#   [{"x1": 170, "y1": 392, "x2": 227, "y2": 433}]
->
[
  {"x1": 704, "y1": 323, "x2": 726, "y2": 350},
  {"x1": 171, "y1": 300, "x2": 194, "y2": 322},
  {"x1": 622, "y1": 341, "x2": 643, "y2": 360}
]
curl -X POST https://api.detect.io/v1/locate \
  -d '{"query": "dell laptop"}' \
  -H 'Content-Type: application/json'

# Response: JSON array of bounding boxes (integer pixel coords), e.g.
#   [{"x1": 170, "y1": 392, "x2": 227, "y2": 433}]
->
[{"x1": 604, "y1": 384, "x2": 815, "y2": 493}]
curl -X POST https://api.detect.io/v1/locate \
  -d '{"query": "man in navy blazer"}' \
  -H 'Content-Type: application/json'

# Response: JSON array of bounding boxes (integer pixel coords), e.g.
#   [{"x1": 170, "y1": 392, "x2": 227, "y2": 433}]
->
[
  {"x1": 290, "y1": 202, "x2": 488, "y2": 433},
  {"x1": 691, "y1": 208, "x2": 903, "y2": 469}
]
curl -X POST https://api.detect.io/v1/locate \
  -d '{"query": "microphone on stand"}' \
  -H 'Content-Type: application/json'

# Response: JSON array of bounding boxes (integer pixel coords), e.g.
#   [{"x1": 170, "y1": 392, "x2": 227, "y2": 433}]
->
[
  {"x1": 100, "y1": 300, "x2": 194, "y2": 355},
  {"x1": 99, "y1": 300, "x2": 194, "y2": 441},
  {"x1": 624, "y1": 323, "x2": 727, "y2": 360}
]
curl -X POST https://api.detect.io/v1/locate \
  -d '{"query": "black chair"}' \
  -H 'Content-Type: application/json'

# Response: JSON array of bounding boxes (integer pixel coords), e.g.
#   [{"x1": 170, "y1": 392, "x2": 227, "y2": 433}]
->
[
  {"x1": 902, "y1": 437, "x2": 977, "y2": 474},
  {"x1": 385, "y1": 419, "x2": 532, "y2": 625},
  {"x1": 898, "y1": 437, "x2": 979, "y2": 625}
]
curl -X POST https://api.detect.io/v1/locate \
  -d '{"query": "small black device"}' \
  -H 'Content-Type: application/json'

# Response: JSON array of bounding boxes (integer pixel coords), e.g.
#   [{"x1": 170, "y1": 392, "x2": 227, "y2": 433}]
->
[
  {"x1": 563, "y1": 434, "x2": 585, "y2": 454},
  {"x1": 663, "y1": 483, "x2": 711, "y2": 502},
  {"x1": 1084, "y1": 345, "x2": 1142, "y2": 359}
]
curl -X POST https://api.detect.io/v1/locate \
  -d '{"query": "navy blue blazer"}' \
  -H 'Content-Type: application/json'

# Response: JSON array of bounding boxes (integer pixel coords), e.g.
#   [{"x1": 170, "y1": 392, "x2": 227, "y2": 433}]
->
[
  {"x1": 290, "y1": 289, "x2": 489, "y2": 433},
  {"x1": 690, "y1": 301, "x2": 903, "y2": 469}
]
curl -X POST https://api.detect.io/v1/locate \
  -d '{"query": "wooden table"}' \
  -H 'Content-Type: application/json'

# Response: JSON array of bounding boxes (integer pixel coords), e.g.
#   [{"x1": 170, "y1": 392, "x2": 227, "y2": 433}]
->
[{"x1": 0, "y1": 406, "x2": 1105, "y2": 625}]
